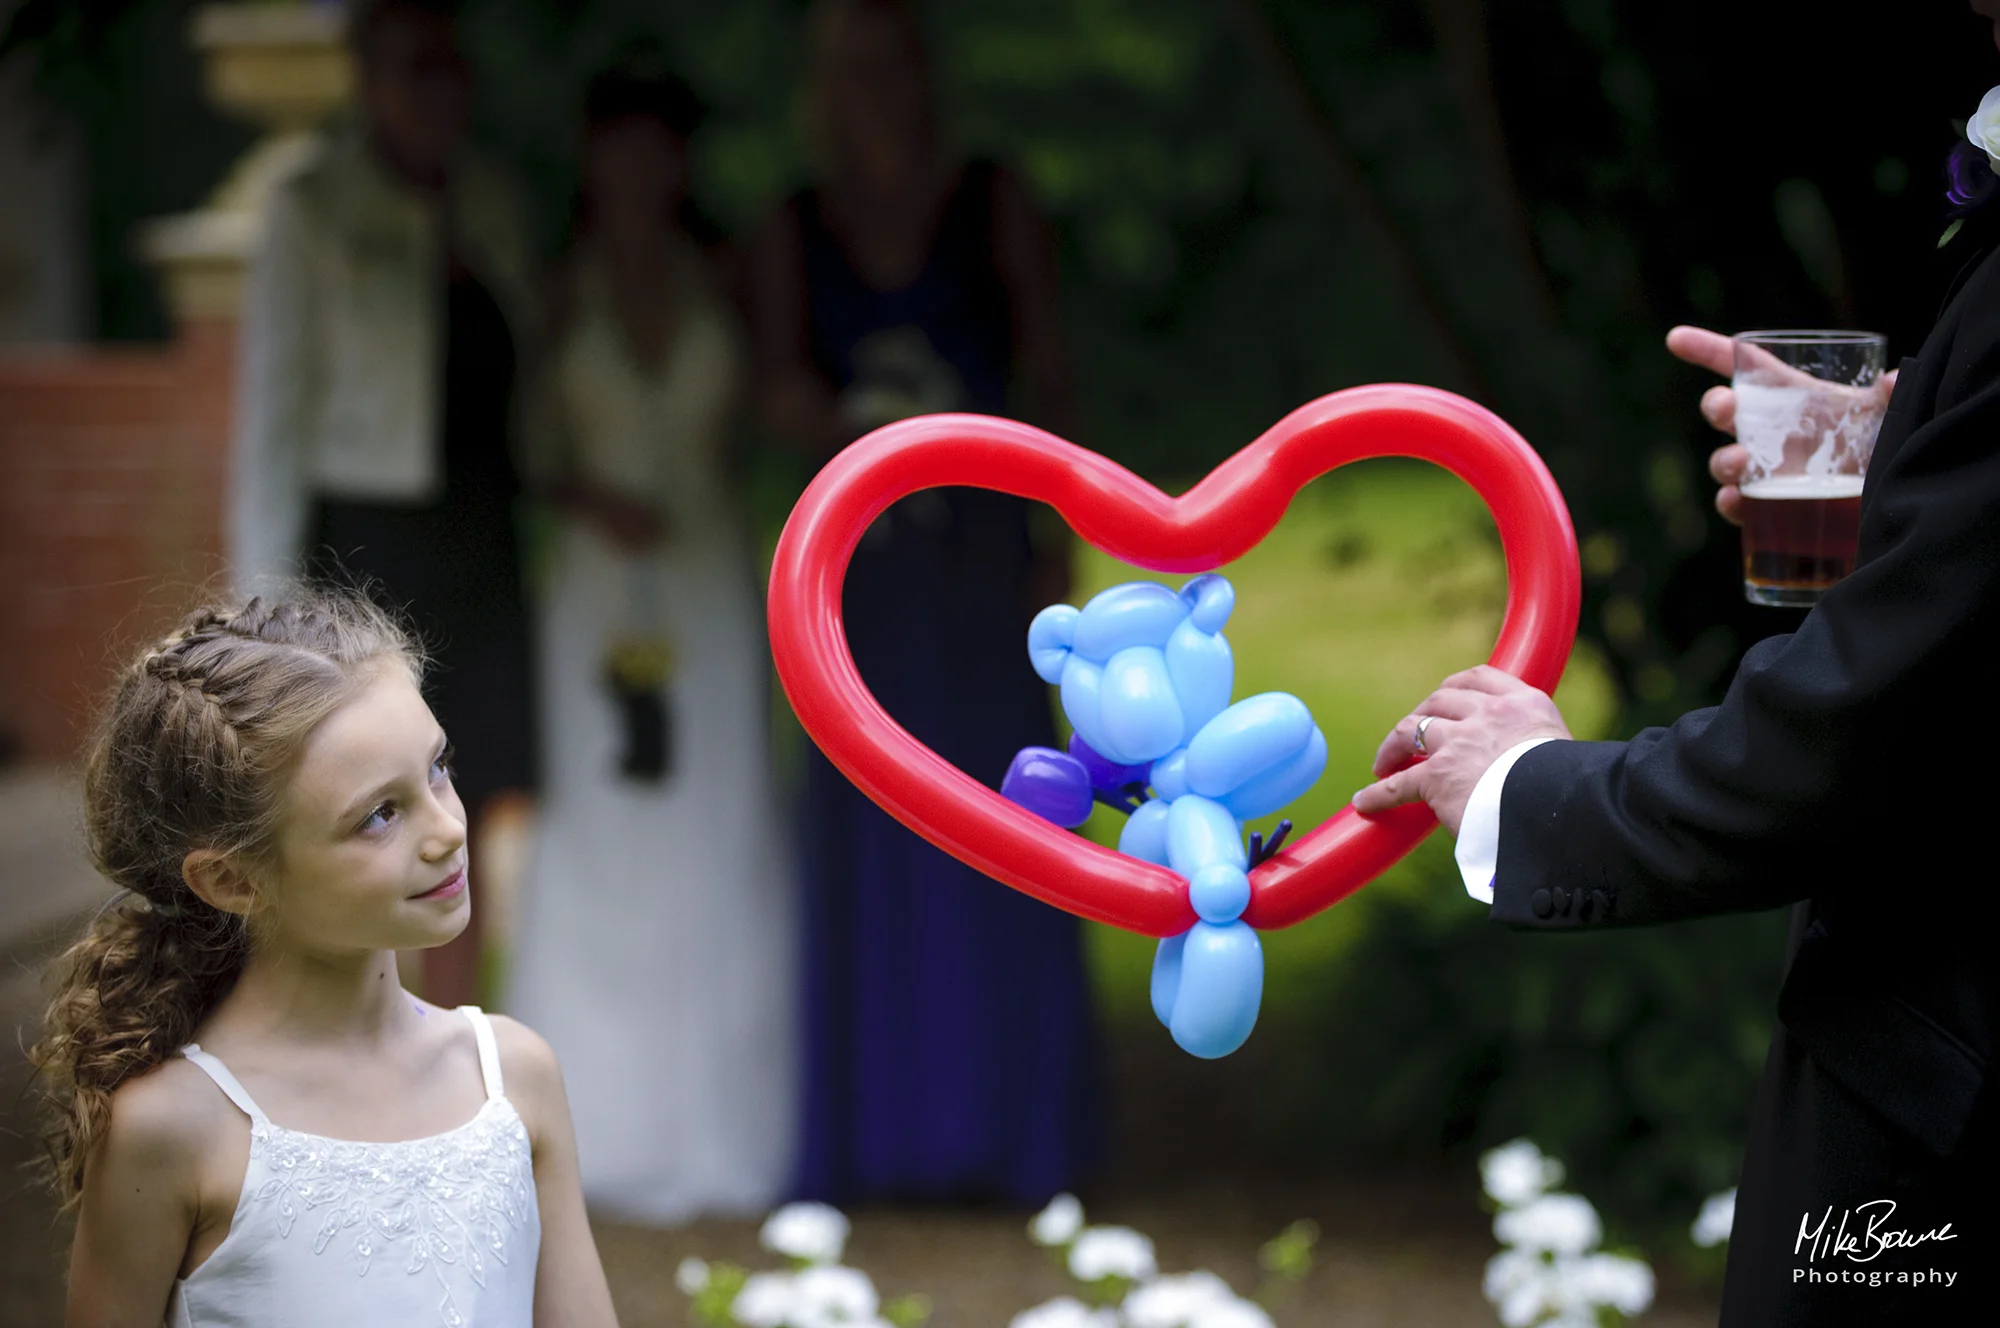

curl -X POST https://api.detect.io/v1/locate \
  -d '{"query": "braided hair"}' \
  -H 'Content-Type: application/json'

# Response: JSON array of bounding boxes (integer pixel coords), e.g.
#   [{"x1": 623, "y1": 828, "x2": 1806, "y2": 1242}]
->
[{"x1": 31, "y1": 587, "x2": 420, "y2": 1205}]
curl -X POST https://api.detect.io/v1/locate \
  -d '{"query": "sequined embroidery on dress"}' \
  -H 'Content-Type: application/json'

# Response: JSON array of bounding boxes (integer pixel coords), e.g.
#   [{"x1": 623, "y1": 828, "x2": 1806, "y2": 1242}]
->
[
  {"x1": 174, "y1": 1007, "x2": 539, "y2": 1328},
  {"x1": 248, "y1": 1098, "x2": 535, "y2": 1326}
]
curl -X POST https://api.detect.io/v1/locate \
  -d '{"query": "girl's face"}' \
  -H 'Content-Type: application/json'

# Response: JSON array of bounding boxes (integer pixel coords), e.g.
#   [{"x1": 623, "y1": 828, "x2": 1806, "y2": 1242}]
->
[{"x1": 264, "y1": 664, "x2": 470, "y2": 957}]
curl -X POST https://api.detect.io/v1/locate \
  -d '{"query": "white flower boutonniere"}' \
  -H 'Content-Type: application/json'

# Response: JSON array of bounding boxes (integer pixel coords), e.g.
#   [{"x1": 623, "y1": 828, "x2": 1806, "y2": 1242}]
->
[
  {"x1": 1970, "y1": 86, "x2": 2000, "y2": 173},
  {"x1": 1944, "y1": 87, "x2": 2000, "y2": 247}
]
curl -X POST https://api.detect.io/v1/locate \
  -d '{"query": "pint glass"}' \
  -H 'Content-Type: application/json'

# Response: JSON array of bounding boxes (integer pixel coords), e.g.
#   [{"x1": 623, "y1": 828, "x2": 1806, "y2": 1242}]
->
[{"x1": 1732, "y1": 330, "x2": 1887, "y2": 606}]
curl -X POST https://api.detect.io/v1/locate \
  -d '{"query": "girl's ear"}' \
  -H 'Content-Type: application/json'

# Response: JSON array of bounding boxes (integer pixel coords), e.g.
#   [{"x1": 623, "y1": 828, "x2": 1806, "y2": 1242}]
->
[{"x1": 182, "y1": 850, "x2": 261, "y2": 919}]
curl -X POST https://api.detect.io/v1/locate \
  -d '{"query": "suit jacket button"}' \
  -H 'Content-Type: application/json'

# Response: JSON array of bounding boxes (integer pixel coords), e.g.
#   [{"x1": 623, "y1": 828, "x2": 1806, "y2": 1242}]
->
[
  {"x1": 1590, "y1": 889, "x2": 1610, "y2": 918},
  {"x1": 1554, "y1": 886, "x2": 1572, "y2": 916},
  {"x1": 1577, "y1": 891, "x2": 1596, "y2": 921},
  {"x1": 1531, "y1": 889, "x2": 1554, "y2": 919}
]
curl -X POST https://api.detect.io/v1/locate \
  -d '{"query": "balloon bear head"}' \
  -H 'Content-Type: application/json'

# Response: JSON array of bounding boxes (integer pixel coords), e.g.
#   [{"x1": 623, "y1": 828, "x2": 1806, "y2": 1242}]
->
[
  {"x1": 1022, "y1": 574, "x2": 1325, "y2": 826},
  {"x1": 1029, "y1": 573, "x2": 1238, "y2": 768}
]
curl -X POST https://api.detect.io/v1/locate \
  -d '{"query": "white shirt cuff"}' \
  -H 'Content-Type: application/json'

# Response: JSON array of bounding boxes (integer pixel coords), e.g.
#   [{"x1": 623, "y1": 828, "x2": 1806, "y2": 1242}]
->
[{"x1": 1454, "y1": 737, "x2": 1562, "y2": 905}]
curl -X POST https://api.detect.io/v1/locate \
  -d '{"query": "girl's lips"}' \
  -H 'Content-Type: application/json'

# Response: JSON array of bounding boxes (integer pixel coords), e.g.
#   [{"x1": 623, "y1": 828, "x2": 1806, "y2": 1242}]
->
[{"x1": 414, "y1": 867, "x2": 466, "y2": 901}]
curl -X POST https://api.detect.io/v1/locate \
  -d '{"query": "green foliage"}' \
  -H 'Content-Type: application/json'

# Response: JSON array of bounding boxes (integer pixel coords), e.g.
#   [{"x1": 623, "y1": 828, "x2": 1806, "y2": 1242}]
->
[
  {"x1": 880, "y1": 1293, "x2": 933, "y2": 1328},
  {"x1": 1254, "y1": 1217, "x2": 1319, "y2": 1313},
  {"x1": 689, "y1": 1261, "x2": 750, "y2": 1326},
  {"x1": 1257, "y1": 1219, "x2": 1318, "y2": 1282}
]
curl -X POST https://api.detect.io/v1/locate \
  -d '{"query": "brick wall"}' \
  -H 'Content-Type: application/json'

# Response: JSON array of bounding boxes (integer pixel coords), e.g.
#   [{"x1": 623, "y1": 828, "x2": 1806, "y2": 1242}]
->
[{"x1": 0, "y1": 319, "x2": 235, "y2": 762}]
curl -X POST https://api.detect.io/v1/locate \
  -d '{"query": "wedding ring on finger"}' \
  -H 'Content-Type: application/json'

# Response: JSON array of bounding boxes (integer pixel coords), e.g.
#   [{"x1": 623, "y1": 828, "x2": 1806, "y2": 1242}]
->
[{"x1": 1413, "y1": 713, "x2": 1437, "y2": 755}]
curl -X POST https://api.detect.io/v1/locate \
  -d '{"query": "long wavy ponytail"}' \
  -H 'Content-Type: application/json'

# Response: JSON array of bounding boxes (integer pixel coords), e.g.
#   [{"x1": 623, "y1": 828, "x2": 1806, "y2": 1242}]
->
[{"x1": 31, "y1": 588, "x2": 420, "y2": 1205}]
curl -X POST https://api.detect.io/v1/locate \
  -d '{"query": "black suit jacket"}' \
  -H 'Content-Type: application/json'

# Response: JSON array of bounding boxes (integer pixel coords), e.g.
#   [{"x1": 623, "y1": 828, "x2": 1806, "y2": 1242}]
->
[{"x1": 1493, "y1": 241, "x2": 2000, "y2": 1324}]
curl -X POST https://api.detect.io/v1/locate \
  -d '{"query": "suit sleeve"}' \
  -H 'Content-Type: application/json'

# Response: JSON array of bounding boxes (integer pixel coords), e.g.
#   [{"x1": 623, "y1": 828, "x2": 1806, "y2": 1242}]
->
[
  {"x1": 1492, "y1": 362, "x2": 2000, "y2": 930},
  {"x1": 228, "y1": 185, "x2": 321, "y2": 595}
]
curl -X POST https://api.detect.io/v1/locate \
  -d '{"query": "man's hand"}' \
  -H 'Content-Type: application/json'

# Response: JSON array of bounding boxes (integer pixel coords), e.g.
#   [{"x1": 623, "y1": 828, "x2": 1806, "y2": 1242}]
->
[
  {"x1": 1666, "y1": 324, "x2": 1895, "y2": 526},
  {"x1": 1351, "y1": 666, "x2": 1571, "y2": 834}
]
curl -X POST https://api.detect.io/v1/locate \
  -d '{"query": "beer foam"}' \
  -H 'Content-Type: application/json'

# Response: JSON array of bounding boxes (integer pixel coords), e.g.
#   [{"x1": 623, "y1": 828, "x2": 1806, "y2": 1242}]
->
[
  {"x1": 1740, "y1": 474, "x2": 1865, "y2": 499},
  {"x1": 1733, "y1": 381, "x2": 1882, "y2": 479}
]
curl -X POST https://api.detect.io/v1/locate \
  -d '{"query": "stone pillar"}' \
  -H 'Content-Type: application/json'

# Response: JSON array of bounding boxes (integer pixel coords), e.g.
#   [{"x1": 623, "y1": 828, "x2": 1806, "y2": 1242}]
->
[{"x1": 142, "y1": 2, "x2": 354, "y2": 325}]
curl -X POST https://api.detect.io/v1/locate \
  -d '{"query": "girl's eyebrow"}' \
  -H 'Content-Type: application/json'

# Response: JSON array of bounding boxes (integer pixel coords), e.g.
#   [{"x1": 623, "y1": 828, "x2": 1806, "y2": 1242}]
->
[{"x1": 336, "y1": 730, "x2": 450, "y2": 825}]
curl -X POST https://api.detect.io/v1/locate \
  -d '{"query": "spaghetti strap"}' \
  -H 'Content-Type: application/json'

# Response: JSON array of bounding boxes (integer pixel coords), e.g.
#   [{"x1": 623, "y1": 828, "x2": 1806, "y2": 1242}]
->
[
  {"x1": 459, "y1": 1006, "x2": 505, "y2": 1100},
  {"x1": 180, "y1": 1045, "x2": 270, "y2": 1126}
]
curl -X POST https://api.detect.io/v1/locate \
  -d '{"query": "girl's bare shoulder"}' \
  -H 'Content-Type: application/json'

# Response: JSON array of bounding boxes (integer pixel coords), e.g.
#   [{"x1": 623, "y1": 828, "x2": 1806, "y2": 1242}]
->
[
  {"x1": 485, "y1": 1013, "x2": 561, "y2": 1091},
  {"x1": 94, "y1": 1057, "x2": 241, "y2": 1187},
  {"x1": 481, "y1": 1014, "x2": 567, "y2": 1134}
]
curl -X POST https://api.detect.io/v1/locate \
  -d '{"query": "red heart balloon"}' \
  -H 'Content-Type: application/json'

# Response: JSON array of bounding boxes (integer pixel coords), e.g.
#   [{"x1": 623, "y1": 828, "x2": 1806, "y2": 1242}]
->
[{"x1": 769, "y1": 385, "x2": 1579, "y2": 938}]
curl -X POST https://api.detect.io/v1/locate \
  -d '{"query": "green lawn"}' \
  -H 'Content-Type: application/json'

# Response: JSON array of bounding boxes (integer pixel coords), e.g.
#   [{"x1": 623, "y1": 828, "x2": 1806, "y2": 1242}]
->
[{"x1": 1063, "y1": 459, "x2": 1616, "y2": 1022}]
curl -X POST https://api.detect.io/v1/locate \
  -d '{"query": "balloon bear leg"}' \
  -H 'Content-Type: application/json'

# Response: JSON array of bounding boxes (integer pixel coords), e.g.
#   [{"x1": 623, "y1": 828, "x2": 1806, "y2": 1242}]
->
[{"x1": 1151, "y1": 921, "x2": 1264, "y2": 1058}]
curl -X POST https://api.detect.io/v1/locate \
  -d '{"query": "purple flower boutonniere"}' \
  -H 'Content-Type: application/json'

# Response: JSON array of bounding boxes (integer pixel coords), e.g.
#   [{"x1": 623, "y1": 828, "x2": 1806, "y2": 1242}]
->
[{"x1": 1943, "y1": 86, "x2": 2000, "y2": 247}]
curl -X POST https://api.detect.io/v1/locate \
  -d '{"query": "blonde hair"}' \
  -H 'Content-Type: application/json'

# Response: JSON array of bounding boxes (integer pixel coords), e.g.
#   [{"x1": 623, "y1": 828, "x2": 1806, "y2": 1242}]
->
[{"x1": 31, "y1": 587, "x2": 421, "y2": 1205}]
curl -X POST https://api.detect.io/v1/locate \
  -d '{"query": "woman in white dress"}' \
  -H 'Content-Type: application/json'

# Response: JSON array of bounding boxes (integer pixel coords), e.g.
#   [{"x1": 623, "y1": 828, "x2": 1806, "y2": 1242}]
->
[{"x1": 506, "y1": 53, "x2": 795, "y2": 1223}]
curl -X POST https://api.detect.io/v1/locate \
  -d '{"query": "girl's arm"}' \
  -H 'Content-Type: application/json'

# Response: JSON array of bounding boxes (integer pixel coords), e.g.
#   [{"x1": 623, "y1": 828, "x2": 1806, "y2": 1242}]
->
[
  {"x1": 66, "y1": 1066, "x2": 215, "y2": 1327},
  {"x1": 493, "y1": 1016, "x2": 619, "y2": 1328}
]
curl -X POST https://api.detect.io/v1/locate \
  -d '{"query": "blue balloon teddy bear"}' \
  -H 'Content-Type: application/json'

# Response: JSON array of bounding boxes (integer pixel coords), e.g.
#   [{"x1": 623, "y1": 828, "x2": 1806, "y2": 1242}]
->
[{"x1": 1001, "y1": 573, "x2": 1327, "y2": 1058}]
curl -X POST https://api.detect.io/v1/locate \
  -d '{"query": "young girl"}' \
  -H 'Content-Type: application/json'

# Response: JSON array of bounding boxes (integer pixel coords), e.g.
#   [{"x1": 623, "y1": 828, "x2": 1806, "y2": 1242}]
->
[{"x1": 32, "y1": 590, "x2": 617, "y2": 1326}]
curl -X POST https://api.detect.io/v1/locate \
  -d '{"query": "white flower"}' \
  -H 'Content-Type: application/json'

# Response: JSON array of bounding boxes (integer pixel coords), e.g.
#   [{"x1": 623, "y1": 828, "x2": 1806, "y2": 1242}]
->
[
  {"x1": 1480, "y1": 1138, "x2": 1564, "y2": 1208},
  {"x1": 732, "y1": 1271, "x2": 798, "y2": 1328},
  {"x1": 1564, "y1": 1252, "x2": 1655, "y2": 1315},
  {"x1": 1483, "y1": 1247, "x2": 1544, "y2": 1305},
  {"x1": 1494, "y1": 1273, "x2": 1556, "y2": 1328},
  {"x1": 791, "y1": 1265, "x2": 880, "y2": 1327},
  {"x1": 1970, "y1": 86, "x2": 2000, "y2": 171},
  {"x1": 675, "y1": 1256, "x2": 711, "y2": 1296},
  {"x1": 1122, "y1": 1270, "x2": 1236, "y2": 1326},
  {"x1": 1188, "y1": 1299, "x2": 1274, "y2": 1328},
  {"x1": 761, "y1": 1202, "x2": 852, "y2": 1265},
  {"x1": 1692, "y1": 1186, "x2": 1737, "y2": 1248},
  {"x1": 1487, "y1": 1250, "x2": 1655, "y2": 1326},
  {"x1": 1494, "y1": 1194, "x2": 1602, "y2": 1257},
  {"x1": 1030, "y1": 1192, "x2": 1086, "y2": 1247},
  {"x1": 1067, "y1": 1226, "x2": 1158, "y2": 1283},
  {"x1": 1009, "y1": 1295, "x2": 1121, "y2": 1328},
  {"x1": 1485, "y1": 1249, "x2": 1557, "y2": 1328}
]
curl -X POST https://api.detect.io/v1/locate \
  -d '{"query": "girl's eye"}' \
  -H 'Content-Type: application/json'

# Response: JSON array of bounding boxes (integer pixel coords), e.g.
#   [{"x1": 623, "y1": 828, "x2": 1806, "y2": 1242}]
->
[
  {"x1": 432, "y1": 744, "x2": 457, "y2": 784},
  {"x1": 361, "y1": 801, "x2": 396, "y2": 833}
]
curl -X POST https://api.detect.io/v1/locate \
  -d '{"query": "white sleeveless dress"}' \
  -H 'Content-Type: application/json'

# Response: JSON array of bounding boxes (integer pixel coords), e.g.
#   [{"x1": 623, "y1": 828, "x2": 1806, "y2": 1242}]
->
[
  {"x1": 168, "y1": 1007, "x2": 540, "y2": 1328},
  {"x1": 506, "y1": 247, "x2": 797, "y2": 1222}
]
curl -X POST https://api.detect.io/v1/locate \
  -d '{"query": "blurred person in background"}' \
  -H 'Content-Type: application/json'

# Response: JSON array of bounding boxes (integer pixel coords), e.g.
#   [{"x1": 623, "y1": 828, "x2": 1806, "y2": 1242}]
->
[
  {"x1": 229, "y1": 0, "x2": 539, "y2": 1009},
  {"x1": 747, "y1": 0, "x2": 1097, "y2": 1207},
  {"x1": 505, "y1": 48, "x2": 796, "y2": 1223}
]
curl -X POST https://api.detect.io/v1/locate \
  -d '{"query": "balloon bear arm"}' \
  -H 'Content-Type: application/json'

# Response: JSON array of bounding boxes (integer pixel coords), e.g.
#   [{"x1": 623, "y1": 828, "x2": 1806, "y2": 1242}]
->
[
  {"x1": 1247, "y1": 819, "x2": 1294, "y2": 869},
  {"x1": 1000, "y1": 746, "x2": 1094, "y2": 829}
]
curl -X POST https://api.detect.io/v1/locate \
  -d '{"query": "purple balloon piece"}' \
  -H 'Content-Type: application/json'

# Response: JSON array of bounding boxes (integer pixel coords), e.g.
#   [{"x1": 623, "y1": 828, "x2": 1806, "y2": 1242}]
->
[
  {"x1": 1002, "y1": 746, "x2": 1095, "y2": 828},
  {"x1": 1068, "y1": 733, "x2": 1152, "y2": 796}
]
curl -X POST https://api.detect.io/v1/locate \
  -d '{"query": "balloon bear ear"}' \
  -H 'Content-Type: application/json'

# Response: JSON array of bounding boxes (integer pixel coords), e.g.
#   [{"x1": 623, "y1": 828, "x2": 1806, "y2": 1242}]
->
[
  {"x1": 1028, "y1": 604, "x2": 1080, "y2": 684},
  {"x1": 1179, "y1": 574, "x2": 1235, "y2": 635}
]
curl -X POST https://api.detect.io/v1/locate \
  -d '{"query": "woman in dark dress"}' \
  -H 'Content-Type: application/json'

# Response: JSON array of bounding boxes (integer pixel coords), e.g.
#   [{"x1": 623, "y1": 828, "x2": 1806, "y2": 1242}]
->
[{"x1": 749, "y1": 0, "x2": 1098, "y2": 1206}]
